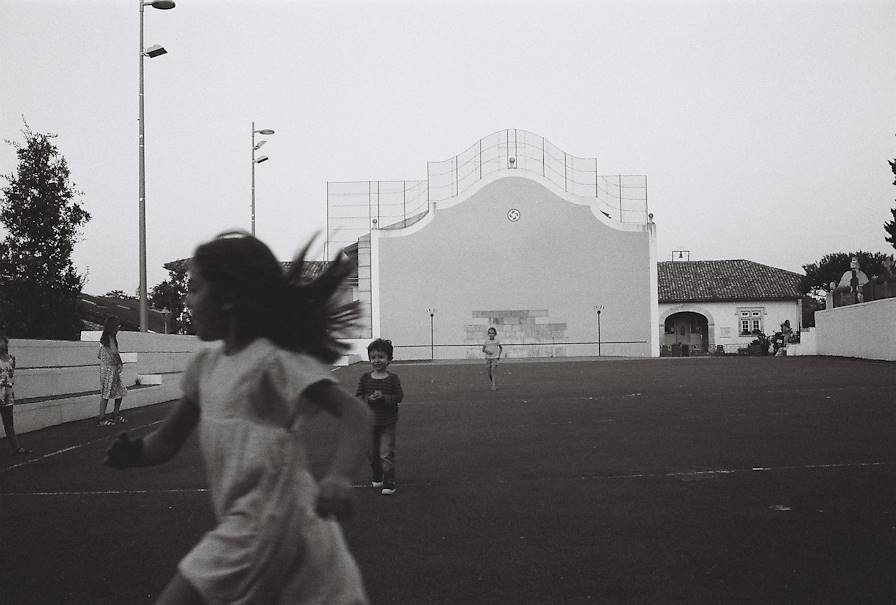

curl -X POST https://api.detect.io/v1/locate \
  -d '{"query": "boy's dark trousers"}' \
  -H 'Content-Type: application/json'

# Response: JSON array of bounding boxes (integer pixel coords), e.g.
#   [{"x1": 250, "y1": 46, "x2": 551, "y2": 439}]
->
[{"x1": 370, "y1": 422, "x2": 397, "y2": 487}]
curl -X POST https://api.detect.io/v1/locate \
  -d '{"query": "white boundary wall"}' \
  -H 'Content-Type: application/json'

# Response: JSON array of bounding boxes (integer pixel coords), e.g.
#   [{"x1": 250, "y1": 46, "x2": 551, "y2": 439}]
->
[
  {"x1": 6, "y1": 333, "x2": 365, "y2": 438},
  {"x1": 8, "y1": 333, "x2": 207, "y2": 436},
  {"x1": 814, "y1": 297, "x2": 896, "y2": 361}
]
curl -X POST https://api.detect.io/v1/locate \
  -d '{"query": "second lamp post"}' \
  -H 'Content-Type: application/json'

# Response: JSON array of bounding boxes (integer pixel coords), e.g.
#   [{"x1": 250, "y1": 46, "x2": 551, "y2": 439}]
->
[
  {"x1": 251, "y1": 122, "x2": 275, "y2": 236},
  {"x1": 138, "y1": 0, "x2": 175, "y2": 332}
]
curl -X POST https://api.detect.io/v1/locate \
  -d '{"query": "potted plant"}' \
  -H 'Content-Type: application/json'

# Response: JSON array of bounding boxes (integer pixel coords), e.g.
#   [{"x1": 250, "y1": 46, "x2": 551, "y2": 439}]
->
[{"x1": 748, "y1": 330, "x2": 771, "y2": 356}]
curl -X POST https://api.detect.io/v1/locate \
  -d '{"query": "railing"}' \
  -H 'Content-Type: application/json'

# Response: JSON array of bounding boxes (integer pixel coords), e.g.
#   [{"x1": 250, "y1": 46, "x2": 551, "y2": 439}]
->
[
  {"x1": 832, "y1": 278, "x2": 896, "y2": 308},
  {"x1": 326, "y1": 179, "x2": 430, "y2": 258},
  {"x1": 326, "y1": 129, "x2": 648, "y2": 257}
]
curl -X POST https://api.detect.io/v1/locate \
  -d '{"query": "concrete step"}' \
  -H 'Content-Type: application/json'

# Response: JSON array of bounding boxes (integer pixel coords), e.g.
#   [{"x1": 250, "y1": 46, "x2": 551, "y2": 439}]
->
[{"x1": 11, "y1": 376, "x2": 184, "y2": 436}]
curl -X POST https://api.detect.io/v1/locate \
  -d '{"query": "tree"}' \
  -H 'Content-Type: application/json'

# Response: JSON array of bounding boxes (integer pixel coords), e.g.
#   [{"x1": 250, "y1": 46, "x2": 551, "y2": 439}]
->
[
  {"x1": 150, "y1": 264, "x2": 192, "y2": 334},
  {"x1": 885, "y1": 158, "x2": 896, "y2": 251},
  {"x1": 103, "y1": 290, "x2": 137, "y2": 301},
  {"x1": 0, "y1": 123, "x2": 90, "y2": 339},
  {"x1": 801, "y1": 251, "x2": 893, "y2": 297}
]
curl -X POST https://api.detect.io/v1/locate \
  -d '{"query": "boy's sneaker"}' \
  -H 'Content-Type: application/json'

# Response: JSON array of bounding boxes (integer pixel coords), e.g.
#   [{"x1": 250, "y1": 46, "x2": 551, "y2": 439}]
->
[
  {"x1": 381, "y1": 484, "x2": 397, "y2": 496},
  {"x1": 371, "y1": 481, "x2": 384, "y2": 488}
]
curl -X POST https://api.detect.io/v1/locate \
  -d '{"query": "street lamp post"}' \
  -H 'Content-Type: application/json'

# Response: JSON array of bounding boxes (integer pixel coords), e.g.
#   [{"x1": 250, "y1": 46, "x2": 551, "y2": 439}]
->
[
  {"x1": 138, "y1": 0, "x2": 175, "y2": 332},
  {"x1": 251, "y1": 122, "x2": 275, "y2": 236},
  {"x1": 426, "y1": 308, "x2": 436, "y2": 360},
  {"x1": 160, "y1": 307, "x2": 171, "y2": 334},
  {"x1": 594, "y1": 305, "x2": 604, "y2": 357}
]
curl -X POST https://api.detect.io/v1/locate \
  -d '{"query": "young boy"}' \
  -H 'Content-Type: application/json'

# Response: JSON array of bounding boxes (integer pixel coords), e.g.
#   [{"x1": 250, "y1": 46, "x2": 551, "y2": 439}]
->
[
  {"x1": 482, "y1": 327, "x2": 503, "y2": 390},
  {"x1": 355, "y1": 338, "x2": 403, "y2": 495}
]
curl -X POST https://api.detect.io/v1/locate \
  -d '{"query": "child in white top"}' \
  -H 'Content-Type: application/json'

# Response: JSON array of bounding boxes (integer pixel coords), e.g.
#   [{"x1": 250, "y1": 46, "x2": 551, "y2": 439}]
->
[
  {"x1": 482, "y1": 327, "x2": 503, "y2": 391},
  {"x1": 1, "y1": 335, "x2": 31, "y2": 455},
  {"x1": 105, "y1": 231, "x2": 371, "y2": 604}
]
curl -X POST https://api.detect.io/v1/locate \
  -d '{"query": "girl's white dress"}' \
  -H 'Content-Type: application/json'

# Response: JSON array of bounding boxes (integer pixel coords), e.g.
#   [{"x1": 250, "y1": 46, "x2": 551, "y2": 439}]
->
[{"x1": 178, "y1": 338, "x2": 368, "y2": 604}]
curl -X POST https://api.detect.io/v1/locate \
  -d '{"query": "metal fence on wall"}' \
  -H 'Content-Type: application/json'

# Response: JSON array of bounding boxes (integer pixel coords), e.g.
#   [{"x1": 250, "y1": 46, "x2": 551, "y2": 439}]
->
[
  {"x1": 832, "y1": 279, "x2": 896, "y2": 308},
  {"x1": 326, "y1": 129, "x2": 649, "y2": 258},
  {"x1": 326, "y1": 179, "x2": 430, "y2": 259}
]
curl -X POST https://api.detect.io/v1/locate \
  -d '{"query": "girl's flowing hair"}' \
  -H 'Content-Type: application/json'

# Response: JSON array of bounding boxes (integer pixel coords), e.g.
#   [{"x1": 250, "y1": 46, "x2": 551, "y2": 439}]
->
[
  {"x1": 99, "y1": 316, "x2": 120, "y2": 348},
  {"x1": 191, "y1": 231, "x2": 359, "y2": 363}
]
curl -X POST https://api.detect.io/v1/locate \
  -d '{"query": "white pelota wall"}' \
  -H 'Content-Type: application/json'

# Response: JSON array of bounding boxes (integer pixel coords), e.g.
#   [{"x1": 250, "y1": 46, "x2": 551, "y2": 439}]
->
[{"x1": 372, "y1": 175, "x2": 657, "y2": 359}]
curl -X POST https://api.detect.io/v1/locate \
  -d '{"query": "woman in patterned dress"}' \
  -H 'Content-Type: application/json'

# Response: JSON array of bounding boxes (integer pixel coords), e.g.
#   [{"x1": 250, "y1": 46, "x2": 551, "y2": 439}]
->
[{"x1": 97, "y1": 316, "x2": 128, "y2": 426}]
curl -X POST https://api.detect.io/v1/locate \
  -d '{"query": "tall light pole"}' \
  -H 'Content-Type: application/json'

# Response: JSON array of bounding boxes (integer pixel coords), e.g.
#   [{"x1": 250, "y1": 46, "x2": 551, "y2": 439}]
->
[
  {"x1": 138, "y1": 0, "x2": 175, "y2": 332},
  {"x1": 251, "y1": 122, "x2": 275, "y2": 236}
]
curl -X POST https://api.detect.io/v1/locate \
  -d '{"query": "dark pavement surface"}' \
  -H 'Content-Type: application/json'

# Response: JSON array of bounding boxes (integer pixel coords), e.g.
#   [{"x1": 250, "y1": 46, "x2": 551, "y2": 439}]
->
[{"x1": 2, "y1": 355, "x2": 895, "y2": 604}]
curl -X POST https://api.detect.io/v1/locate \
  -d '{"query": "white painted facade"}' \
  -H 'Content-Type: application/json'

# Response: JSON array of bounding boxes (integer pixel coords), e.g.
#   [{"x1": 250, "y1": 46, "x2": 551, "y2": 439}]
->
[{"x1": 658, "y1": 299, "x2": 803, "y2": 354}]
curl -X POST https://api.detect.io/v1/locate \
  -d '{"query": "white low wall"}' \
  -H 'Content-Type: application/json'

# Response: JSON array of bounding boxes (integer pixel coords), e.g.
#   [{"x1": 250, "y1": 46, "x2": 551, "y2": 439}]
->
[
  {"x1": 5, "y1": 333, "x2": 366, "y2": 439},
  {"x1": 784, "y1": 328, "x2": 817, "y2": 357},
  {"x1": 7, "y1": 333, "x2": 208, "y2": 437},
  {"x1": 814, "y1": 298, "x2": 896, "y2": 361}
]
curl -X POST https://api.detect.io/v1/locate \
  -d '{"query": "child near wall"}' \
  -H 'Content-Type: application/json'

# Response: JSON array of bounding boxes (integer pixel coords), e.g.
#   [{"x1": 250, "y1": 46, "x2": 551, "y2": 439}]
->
[
  {"x1": 0, "y1": 335, "x2": 31, "y2": 455},
  {"x1": 482, "y1": 327, "x2": 503, "y2": 390}
]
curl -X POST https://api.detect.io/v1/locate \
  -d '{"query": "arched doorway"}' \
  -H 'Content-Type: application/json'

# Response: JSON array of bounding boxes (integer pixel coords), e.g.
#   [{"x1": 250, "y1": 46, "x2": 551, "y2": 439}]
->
[{"x1": 662, "y1": 311, "x2": 709, "y2": 356}]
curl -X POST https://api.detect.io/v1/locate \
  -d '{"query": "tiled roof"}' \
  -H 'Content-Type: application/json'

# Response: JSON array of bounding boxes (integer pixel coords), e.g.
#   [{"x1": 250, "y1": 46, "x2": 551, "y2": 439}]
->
[
  {"x1": 658, "y1": 260, "x2": 802, "y2": 303},
  {"x1": 78, "y1": 293, "x2": 170, "y2": 332},
  {"x1": 163, "y1": 258, "x2": 328, "y2": 279}
]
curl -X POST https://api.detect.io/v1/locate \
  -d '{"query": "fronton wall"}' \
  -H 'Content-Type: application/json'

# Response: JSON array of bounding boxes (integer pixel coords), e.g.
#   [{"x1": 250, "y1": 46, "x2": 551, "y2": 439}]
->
[{"x1": 372, "y1": 175, "x2": 657, "y2": 359}]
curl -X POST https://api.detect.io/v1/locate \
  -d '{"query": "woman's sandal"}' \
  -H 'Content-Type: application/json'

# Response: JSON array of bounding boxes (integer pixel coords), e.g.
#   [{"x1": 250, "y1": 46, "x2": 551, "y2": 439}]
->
[
  {"x1": 98, "y1": 418, "x2": 114, "y2": 427},
  {"x1": 12, "y1": 447, "x2": 32, "y2": 455},
  {"x1": 115, "y1": 416, "x2": 127, "y2": 424}
]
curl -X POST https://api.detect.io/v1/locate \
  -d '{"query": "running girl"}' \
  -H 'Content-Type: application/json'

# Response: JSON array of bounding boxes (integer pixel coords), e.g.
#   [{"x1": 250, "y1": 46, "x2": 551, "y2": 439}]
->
[{"x1": 105, "y1": 231, "x2": 370, "y2": 604}]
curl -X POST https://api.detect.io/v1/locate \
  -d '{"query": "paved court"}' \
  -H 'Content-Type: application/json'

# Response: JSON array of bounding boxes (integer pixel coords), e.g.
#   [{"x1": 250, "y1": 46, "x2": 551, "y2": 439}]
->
[{"x1": 2, "y1": 356, "x2": 895, "y2": 604}]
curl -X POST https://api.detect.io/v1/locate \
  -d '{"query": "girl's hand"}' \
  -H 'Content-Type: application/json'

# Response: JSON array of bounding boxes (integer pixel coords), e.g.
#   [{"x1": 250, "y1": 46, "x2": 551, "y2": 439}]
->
[
  {"x1": 105, "y1": 432, "x2": 143, "y2": 468},
  {"x1": 315, "y1": 475, "x2": 355, "y2": 521}
]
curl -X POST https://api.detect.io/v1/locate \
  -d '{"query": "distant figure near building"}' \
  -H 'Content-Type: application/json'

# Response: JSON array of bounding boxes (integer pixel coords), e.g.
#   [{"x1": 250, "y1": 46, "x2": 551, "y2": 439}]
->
[{"x1": 482, "y1": 327, "x2": 503, "y2": 390}]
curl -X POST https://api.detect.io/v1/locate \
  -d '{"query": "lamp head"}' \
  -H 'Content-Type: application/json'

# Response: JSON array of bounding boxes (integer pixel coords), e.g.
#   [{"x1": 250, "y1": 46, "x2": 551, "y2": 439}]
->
[
  {"x1": 255, "y1": 128, "x2": 275, "y2": 135},
  {"x1": 254, "y1": 140, "x2": 267, "y2": 150},
  {"x1": 149, "y1": 1, "x2": 176, "y2": 9},
  {"x1": 255, "y1": 155, "x2": 269, "y2": 164},
  {"x1": 144, "y1": 44, "x2": 168, "y2": 58}
]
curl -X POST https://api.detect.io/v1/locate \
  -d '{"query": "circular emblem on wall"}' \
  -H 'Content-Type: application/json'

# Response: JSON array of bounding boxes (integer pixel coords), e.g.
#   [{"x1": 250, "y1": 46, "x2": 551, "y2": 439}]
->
[{"x1": 507, "y1": 208, "x2": 521, "y2": 222}]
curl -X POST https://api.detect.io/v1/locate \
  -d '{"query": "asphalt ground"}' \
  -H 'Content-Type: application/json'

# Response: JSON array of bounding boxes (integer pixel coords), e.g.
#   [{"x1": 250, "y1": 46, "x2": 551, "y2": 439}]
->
[{"x1": 2, "y1": 355, "x2": 895, "y2": 604}]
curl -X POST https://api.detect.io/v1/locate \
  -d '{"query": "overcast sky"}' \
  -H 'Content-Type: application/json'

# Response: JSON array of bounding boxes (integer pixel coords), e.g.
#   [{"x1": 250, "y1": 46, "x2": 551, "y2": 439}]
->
[{"x1": 2, "y1": 0, "x2": 894, "y2": 296}]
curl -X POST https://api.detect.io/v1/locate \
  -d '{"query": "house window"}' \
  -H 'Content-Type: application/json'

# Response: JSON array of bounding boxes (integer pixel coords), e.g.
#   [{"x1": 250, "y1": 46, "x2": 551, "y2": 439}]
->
[{"x1": 738, "y1": 308, "x2": 764, "y2": 335}]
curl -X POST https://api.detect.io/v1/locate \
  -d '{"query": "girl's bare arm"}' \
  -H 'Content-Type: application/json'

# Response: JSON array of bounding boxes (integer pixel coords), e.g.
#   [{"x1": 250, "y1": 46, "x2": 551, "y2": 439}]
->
[
  {"x1": 303, "y1": 381, "x2": 371, "y2": 520},
  {"x1": 305, "y1": 381, "x2": 371, "y2": 481}
]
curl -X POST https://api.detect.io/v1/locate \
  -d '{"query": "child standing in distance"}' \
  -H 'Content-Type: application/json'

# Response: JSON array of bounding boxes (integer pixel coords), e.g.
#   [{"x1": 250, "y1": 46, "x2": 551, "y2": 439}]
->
[
  {"x1": 355, "y1": 339, "x2": 403, "y2": 496},
  {"x1": 105, "y1": 231, "x2": 371, "y2": 605},
  {"x1": 1, "y1": 335, "x2": 31, "y2": 455},
  {"x1": 482, "y1": 327, "x2": 503, "y2": 391},
  {"x1": 97, "y1": 316, "x2": 128, "y2": 426}
]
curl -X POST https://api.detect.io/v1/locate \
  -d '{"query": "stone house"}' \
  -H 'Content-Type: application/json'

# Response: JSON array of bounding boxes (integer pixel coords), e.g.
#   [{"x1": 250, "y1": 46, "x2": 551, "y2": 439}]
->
[{"x1": 658, "y1": 259, "x2": 803, "y2": 355}]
